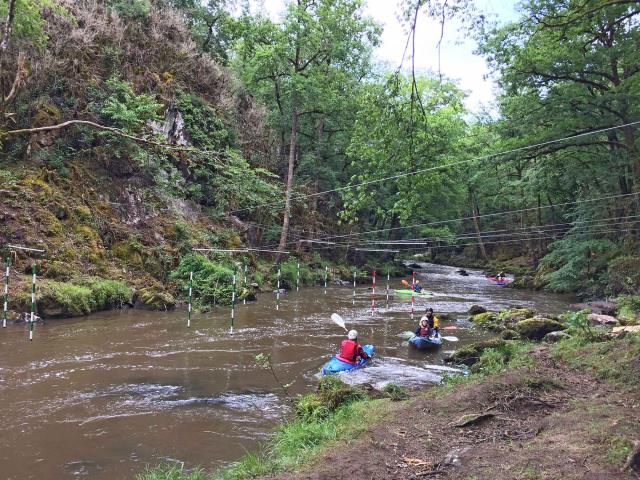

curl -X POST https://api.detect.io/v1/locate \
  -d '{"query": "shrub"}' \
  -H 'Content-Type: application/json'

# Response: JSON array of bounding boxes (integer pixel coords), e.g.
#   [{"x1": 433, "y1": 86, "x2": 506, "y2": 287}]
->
[{"x1": 170, "y1": 253, "x2": 235, "y2": 305}]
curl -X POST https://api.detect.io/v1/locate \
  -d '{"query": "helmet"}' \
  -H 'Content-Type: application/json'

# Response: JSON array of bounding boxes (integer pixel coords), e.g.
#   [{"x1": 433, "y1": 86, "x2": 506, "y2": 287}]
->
[
  {"x1": 426, "y1": 307, "x2": 433, "y2": 313},
  {"x1": 347, "y1": 329, "x2": 358, "y2": 340}
]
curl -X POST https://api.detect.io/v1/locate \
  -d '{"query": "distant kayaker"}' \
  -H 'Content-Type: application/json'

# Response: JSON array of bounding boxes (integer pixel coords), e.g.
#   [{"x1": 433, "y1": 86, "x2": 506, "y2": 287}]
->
[
  {"x1": 336, "y1": 330, "x2": 371, "y2": 365},
  {"x1": 496, "y1": 271, "x2": 505, "y2": 280},
  {"x1": 423, "y1": 308, "x2": 440, "y2": 337},
  {"x1": 413, "y1": 279, "x2": 424, "y2": 293}
]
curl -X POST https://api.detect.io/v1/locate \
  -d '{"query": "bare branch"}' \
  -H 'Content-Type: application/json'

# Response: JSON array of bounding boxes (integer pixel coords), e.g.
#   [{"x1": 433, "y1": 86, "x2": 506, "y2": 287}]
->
[
  {"x1": 0, "y1": 0, "x2": 16, "y2": 54},
  {"x1": 1, "y1": 119, "x2": 223, "y2": 156}
]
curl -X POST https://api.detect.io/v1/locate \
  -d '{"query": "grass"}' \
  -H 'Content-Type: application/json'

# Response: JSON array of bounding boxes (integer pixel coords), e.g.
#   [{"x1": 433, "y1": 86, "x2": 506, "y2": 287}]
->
[
  {"x1": 16, "y1": 276, "x2": 132, "y2": 316},
  {"x1": 552, "y1": 333, "x2": 640, "y2": 386},
  {"x1": 138, "y1": 378, "x2": 396, "y2": 480}
]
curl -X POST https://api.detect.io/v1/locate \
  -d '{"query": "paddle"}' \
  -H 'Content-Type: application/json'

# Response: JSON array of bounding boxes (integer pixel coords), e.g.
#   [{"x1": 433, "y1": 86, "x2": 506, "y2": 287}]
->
[
  {"x1": 331, "y1": 313, "x2": 348, "y2": 332},
  {"x1": 402, "y1": 330, "x2": 458, "y2": 341},
  {"x1": 443, "y1": 326, "x2": 458, "y2": 330}
]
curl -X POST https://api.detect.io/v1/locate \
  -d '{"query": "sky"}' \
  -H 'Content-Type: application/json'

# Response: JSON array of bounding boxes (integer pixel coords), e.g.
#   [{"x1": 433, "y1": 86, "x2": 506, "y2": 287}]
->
[{"x1": 251, "y1": 0, "x2": 520, "y2": 112}]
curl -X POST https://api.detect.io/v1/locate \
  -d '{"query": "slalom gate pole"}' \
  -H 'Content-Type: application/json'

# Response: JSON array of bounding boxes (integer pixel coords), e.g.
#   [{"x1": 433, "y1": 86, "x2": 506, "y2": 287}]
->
[
  {"x1": 187, "y1": 271, "x2": 193, "y2": 328},
  {"x1": 29, "y1": 264, "x2": 36, "y2": 341},
  {"x1": 371, "y1": 270, "x2": 376, "y2": 316},
  {"x1": 3, "y1": 257, "x2": 9, "y2": 328},
  {"x1": 296, "y1": 260, "x2": 300, "y2": 292},
  {"x1": 324, "y1": 266, "x2": 328, "y2": 294},
  {"x1": 243, "y1": 262, "x2": 248, "y2": 305},
  {"x1": 352, "y1": 269, "x2": 356, "y2": 305},
  {"x1": 386, "y1": 270, "x2": 390, "y2": 307},
  {"x1": 411, "y1": 271, "x2": 415, "y2": 320},
  {"x1": 276, "y1": 264, "x2": 281, "y2": 311},
  {"x1": 230, "y1": 271, "x2": 236, "y2": 335}
]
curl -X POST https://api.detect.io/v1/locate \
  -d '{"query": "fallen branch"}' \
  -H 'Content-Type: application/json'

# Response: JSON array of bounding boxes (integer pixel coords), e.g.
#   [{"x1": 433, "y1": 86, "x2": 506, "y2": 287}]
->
[{"x1": 1, "y1": 119, "x2": 223, "y2": 156}]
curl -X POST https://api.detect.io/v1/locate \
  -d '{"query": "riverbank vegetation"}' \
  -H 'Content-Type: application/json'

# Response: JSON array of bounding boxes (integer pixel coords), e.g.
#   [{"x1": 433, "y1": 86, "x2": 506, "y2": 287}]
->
[{"x1": 2, "y1": 0, "x2": 639, "y2": 317}]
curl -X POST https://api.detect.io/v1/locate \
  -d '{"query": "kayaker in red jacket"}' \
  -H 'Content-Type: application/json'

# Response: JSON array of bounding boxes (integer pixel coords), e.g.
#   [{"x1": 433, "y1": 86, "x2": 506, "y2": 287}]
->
[
  {"x1": 414, "y1": 317, "x2": 430, "y2": 337},
  {"x1": 337, "y1": 330, "x2": 371, "y2": 365}
]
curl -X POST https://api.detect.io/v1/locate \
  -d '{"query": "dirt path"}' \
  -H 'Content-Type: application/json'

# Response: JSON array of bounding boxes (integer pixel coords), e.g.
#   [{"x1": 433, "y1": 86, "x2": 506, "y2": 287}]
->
[{"x1": 271, "y1": 346, "x2": 639, "y2": 480}]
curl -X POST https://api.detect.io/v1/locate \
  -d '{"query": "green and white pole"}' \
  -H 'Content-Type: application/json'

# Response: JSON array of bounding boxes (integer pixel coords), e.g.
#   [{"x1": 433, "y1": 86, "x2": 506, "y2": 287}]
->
[
  {"x1": 324, "y1": 266, "x2": 328, "y2": 295},
  {"x1": 230, "y1": 271, "x2": 236, "y2": 335},
  {"x1": 3, "y1": 257, "x2": 10, "y2": 328},
  {"x1": 243, "y1": 262, "x2": 248, "y2": 305},
  {"x1": 296, "y1": 260, "x2": 300, "y2": 292},
  {"x1": 352, "y1": 269, "x2": 356, "y2": 305},
  {"x1": 187, "y1": 271, "x2": 193, "y2": 328},
  {"x1": 29, "y1": 264, "x2": 36, "y2": 341},
  {"x1": 276, "y1": 265, "x2": 281, "y2": 311}
]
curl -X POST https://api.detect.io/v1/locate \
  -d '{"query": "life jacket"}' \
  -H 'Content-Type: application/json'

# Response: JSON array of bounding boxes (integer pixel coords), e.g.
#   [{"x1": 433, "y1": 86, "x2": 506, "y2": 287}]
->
[
  {"x1": 419, "y1": 326, "x2": 430, "y2": 337},
  {"x1": 337, "y1": 339, "x2": 359, "y2": 365}
]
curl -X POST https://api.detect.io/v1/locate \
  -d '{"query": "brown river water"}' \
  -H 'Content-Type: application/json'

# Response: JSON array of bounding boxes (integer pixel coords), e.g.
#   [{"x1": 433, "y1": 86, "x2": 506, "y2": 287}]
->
[{"x1": 0, "y1": 263, "x2": 574, "y2": 479}]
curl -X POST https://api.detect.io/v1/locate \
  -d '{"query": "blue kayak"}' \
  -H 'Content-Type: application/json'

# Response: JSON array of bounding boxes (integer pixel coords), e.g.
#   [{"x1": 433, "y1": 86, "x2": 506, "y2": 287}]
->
[
  {"x1": 321, "y1": 345, "x2": 375, "y2": 375},
  {"x1": 409, "y1": 335, "x2": 442, "y2": 350}
]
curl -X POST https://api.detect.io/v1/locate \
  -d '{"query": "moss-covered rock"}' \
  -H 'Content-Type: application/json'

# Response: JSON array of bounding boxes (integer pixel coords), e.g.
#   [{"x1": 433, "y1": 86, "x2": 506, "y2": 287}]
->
[
  {"x1": 469, "y1": 312, "x2": 502, "y2": 331},
  {"x1": 444, "y1": 339, "x2": 507, "y2": 366},
  {"x1": 498, "y1": 307, "x2": 535, "y2": 326},
  {"x1": 134, "y1": 286, "x2": 176, "y2": 310},
  {"x1": 543, "y1": 331, "x2": 572, "y2": 343},
  {"x1": 515, "y1": 318, "x2": 566, "y2": 341},
  {"x1": 500, "y1": 329, "x2": 520, "y2": 340}
]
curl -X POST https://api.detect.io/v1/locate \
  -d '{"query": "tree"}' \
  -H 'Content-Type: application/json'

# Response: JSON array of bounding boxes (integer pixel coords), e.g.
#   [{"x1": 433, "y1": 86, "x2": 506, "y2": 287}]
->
[
  {"x1": 235, "y1": 0, "x2": 379, "y2": 260},
  {"x1": 1, "y1": 0, "x2": 63, "y2": 126},
  {"x1": 341, "y1": 74, "x2": 468, "y2": 245}
]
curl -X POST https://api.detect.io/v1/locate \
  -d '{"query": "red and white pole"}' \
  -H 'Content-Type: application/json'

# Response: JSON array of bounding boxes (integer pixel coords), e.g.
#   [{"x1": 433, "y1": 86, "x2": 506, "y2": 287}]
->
[
  {"x1": 371, "y1": 270, "x2": 376, "y2": 316},
  {"x1": 411, "y1": 271, "x2": 415, "y2": 320}
]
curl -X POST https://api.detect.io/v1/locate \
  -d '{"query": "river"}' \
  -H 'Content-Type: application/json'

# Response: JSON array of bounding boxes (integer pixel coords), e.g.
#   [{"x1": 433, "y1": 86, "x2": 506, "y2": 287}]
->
[{"x1": 0, "y1": 263, "x2": 574, "y2": 479}]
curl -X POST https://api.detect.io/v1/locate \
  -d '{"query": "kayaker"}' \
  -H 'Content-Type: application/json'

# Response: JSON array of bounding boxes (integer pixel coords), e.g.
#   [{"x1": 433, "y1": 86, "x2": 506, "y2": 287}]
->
[
  {"x1": 496, "y1": 271, "x2": 505, "y2": 280},
  {"x1": 336, "y1": 330, "x2": 371, "y2": 365},
  {"x1": 413, "y1": 279, "x2": 424, "y2": 293},
  {"x1": 414, "y1": 318, "x2": 430, "y2": 337},
  {"x1": 423, "y1": 307, "x2": 440, "y2": 337}
]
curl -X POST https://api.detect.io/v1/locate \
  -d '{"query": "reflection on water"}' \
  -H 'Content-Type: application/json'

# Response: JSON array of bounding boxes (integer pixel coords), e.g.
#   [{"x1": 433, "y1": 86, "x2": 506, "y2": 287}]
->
[{"x1": 0, "y1": 262, "x2": 574, "y2": 479}]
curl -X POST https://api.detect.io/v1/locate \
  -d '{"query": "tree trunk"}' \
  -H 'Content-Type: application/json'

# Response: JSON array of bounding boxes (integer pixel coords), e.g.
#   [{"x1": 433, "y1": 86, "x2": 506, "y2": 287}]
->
[
  {"x1": 311, "y1": 117, "x2": 324, "y2": 237},
  {"x1": 470, "y1": 191, "x2": 489, "y2": 262},
  {"x1": 276, "y1": 103, "x2": 298, "y2": 262}
]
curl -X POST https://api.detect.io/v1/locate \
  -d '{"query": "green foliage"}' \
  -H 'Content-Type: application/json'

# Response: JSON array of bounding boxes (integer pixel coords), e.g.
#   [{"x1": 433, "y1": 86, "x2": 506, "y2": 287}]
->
[
  {"x1": 170, "y1": 253, "x2": 235, "y2": 305},
  {"x1": 106, "y1": 0, "x2": 151, "y2": 21},
  {"x1": 0, "y1": 0, "x2": 67, "y2": 49},
  {"x1": 341, "y1": 75, "x2": 467, "y2": 229},
  {"x1": 552, "y1": 330, "x2": 640, "y2": 386},
  {"x1": 137, "y1": 464, "x2": 206, "y2": 480},
  {"x1": 278, "y1": 258, "x2": 318, "y2": 289},
  {"x1": 382, "y1": 383, "x2": 408, "y2": 401},
  {"x1": 470, "y1": 341, "x2": 534, "y2": 375},
  {"x1": 27, "y1": 277, "x2": 131, "y2": 316},
  {"x1": 539, "y1": 238, "x2": 618, "y2": 295},
  {"x1": 618, "y1": 295, "x2": 640, "y2": 323},
  {"x1": 607, "y1": 256, "x2": 640, "y2": 296},
  {"x1": 96, "y1": 77, "x2": 162, "y2": 131}
]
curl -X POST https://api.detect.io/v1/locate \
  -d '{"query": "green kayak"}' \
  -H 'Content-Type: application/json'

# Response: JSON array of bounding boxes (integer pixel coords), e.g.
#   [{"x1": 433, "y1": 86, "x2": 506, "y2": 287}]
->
[{"x1": 394, "y1": 289, "x2": 431, "y2": 296}]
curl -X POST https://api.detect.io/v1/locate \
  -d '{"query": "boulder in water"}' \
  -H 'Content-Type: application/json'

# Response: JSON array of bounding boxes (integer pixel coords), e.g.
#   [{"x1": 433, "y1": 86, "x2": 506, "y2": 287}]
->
[
  {"x1": 134, "y1": 287, "x2": 176, "y2": 311},
  {"x1": 457, "y1": 269, "x2": 469, "y2": 276},
  {"x1": 469, "y1": 312, "x2": 502, "y2": 331},
  {"x1": 514, "y1": 318, "x2": 565, "y2": 341},
  {"x1": 587, "y1": 314, "x2": 619, "y2": 326},
  {"x1": 468, "y1": 304, "x2": 487, "y2": 315},
  {"x1": 498, "y1": 307, "x2": 535, "y2": 326}
]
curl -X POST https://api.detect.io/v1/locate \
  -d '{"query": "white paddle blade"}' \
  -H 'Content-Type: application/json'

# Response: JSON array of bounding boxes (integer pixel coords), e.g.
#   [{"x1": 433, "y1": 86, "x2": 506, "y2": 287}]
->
[
  {"x1": 331, "y1": 313, "x2": 348, "y2": 331},
  {"x1": 400, "y1": 331, "x2": 416, "y2": 339},
  {"x1": 441, "y1": 336, "x2": 459, "y2": 342}
]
